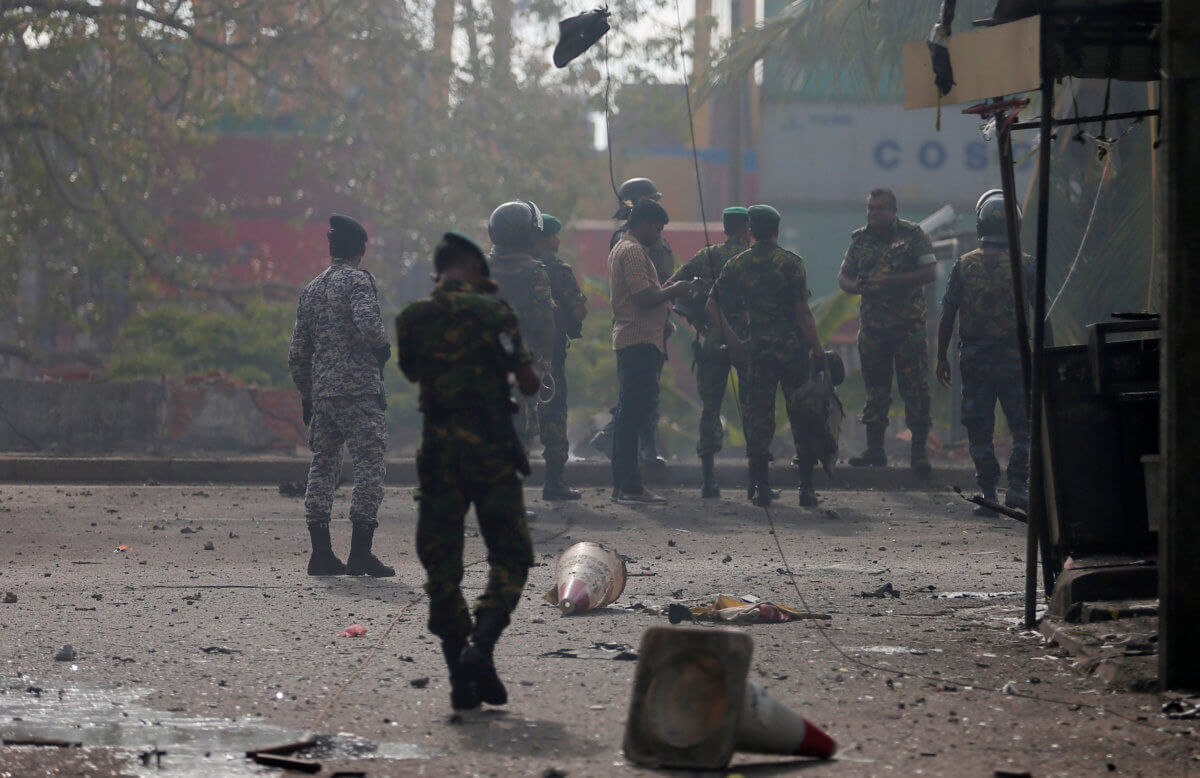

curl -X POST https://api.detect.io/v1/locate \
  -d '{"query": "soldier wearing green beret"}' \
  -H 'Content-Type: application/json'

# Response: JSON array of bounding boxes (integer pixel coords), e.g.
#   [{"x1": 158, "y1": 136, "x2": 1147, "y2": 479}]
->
[
  {"x1": 708, "y1": 205, "x2": 828, "y2": 507},
  {"x1": 533, "y1": 214, "x2": 588, "y2": 500},
  {"x1": 396, "y1": 231, "x2": 540, "y2": 711},
  {"x1": 666, "y1": 206, "x2": 751, "y2": 497}
]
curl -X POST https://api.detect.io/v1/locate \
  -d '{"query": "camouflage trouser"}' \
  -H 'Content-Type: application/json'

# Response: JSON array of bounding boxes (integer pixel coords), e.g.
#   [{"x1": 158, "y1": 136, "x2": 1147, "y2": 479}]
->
[
  {"x1": 740, "y1": 343, "x2": 821, "y2": 465},
  {"x1": 695, "y1": 338, "x2": 735, "y2": 457},
  {"x1": 415, "y1": 423, "x2": 534, "y2": 641},
  {"x1": 858, "y1": 325, "x2": 932, "y2": 431},
  {"x1": 960, "y1": 344, "x2": 1029, "y2": 491},
  {"x1": 304, "y1": 395, "x2": 387, "y2": 528},
  {"x1": 537, "y1": 355, "x2": 569, "y2": 468}
]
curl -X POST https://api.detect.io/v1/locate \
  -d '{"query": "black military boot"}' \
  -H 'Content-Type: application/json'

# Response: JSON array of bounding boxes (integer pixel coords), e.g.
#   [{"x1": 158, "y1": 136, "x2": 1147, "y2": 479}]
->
[
  {"x1": 542, "y1": 460, "x2": 581, "y2": 501},
  {"x1": 346, "y1": 524, "x2": 395, "y2": 577},
  {"x1": 797, "y1": 459, "x2": 818, "y2": 507},
  {"x1": 306, "y1": 523, "x2": 346, "y2": 576},
  {"x1": 441, "y1": 637, "x2": 479, "y2": 710},
  {"x1": 973, "y1": 485, "x2": 1000, "y2": 517},
  {"x1": 749, "y1": 456, "x2": 774, "y2": 507},
  {"x1": 700, "y1": 454, "x2": 720, "y2": 498},
  {"x1": 1004, "y1": 481, "x2": 1029, "y2": 512},
  {"x1": 848, "y1": 424, "x2": 887, "y2": 467},
  {"x1": 910, "y1": 427, "x2": 932, "y2": 476},
  {"x1": 460, "y1": 609, "x2": 509, "y2": 705},
  {"x1": 639, "y1": 435, "x2": 668, "y2": 470}
]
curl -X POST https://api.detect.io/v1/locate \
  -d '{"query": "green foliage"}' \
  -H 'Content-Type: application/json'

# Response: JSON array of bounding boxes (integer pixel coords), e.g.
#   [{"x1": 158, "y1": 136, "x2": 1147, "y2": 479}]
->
[{"x1": 108, "y1": 301, "x2": 297, "y2": 387}]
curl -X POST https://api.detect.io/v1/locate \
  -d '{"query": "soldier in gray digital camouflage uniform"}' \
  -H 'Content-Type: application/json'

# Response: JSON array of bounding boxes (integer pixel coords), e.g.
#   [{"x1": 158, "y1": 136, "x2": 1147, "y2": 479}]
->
[{"x1": 288, "y1": 213, "x2": 395, "y2": 577}]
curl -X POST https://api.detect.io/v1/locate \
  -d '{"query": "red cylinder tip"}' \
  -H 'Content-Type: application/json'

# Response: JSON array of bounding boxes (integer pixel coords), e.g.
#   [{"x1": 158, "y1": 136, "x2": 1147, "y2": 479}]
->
[
  {"x1": 558, "y1": 578, "x2": 591, "y2": 615},
  {"x1": 797, "y1": 720, "x2": 836, "y2": 759}
]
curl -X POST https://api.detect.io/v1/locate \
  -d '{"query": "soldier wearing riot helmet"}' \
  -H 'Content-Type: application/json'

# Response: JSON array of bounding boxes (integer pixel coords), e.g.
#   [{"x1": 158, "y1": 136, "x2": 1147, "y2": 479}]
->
[
  {"x1": 486, "y1": 200, "x2": 557, "y2": 454},
  {"x1": 288, "y1": 213, "x2": 394, "y2": 579},
  {"x1": 534, "y1": 214, "x2": 587, "y2": 501},
  {"x1": 667, "y1": 206, "x2": 751, "y2": 497},
  {"x1": 397, "y1": 230, "x2": 538, "y2": 711},
  {"x1": 936, "y1": 189, "x2": 1033, "y2": 514}
]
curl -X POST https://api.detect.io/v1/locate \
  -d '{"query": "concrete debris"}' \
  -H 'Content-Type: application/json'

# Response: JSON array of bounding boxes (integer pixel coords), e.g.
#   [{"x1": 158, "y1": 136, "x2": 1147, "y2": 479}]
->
[
  {"x1": 3, "y1": 591, "x2": 16, "y2": 603},
  {"x1": 53, "y1": 645, "x2": 77, "y2": 662},
  {"x1": 857, "y1": 582, "x2": 901, "y2": 599},
  {"x1": 1163, "y1": 698, "x2": 1200, "y2": 719}
]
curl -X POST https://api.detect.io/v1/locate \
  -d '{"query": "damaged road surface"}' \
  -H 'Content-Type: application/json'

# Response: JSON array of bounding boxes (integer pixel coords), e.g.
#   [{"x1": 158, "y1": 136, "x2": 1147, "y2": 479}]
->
[{"x1": 0, "y1": 483, "x2": 1195, "y2": 775}]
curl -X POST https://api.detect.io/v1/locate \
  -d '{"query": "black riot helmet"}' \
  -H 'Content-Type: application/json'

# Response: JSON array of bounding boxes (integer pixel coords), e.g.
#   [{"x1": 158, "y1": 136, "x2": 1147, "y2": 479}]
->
[
  {"x1": 488, "y1": 200, "x2": 543, "y2": 253},
  {"x1": 976, "y1": 189, "x2": 1020, "y2": 249},
  {"x1": 613, "y1": 177, "x2": 663, "y2": 219}
]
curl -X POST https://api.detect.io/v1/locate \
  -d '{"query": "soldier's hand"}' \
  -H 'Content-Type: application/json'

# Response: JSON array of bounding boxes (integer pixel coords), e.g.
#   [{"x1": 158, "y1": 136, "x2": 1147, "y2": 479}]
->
[
  {"x1": 301, "y1": 399, "x2": 313, "y2": 426},
  {"x1": 515, "y1": 363, "x2": 541, "y2": 397},
  {"x1": 936, "y1": 358, "x2": 952, "y2": 388}
]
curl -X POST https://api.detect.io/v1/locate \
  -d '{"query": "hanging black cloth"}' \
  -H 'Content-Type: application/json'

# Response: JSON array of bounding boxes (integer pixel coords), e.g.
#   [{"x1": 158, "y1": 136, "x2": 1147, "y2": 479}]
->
[
  {"x1": 553, "y1": 7, "x2": 611, "y2": 68},
  {"x1": 926, "y1": 0, "x2": 957, "y2": 96}
]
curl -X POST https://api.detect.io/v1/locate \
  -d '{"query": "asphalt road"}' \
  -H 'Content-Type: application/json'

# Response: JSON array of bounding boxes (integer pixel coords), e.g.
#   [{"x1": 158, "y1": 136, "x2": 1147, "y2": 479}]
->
[{"x1": 0, "y1": 483, "x2": 1195, "y2": 777}]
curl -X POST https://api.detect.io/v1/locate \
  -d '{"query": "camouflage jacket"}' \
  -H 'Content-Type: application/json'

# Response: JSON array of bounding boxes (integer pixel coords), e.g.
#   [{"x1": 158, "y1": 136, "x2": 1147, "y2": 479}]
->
[
  {"x1": 537, "y1": 251, "x2": 587, "y2": 344},
  {"x1": 487, "y1": 250, "x2": 555, "y2": 359},
  {"x1": 610, "y1": 226, "x2": 676, "y2": 282},
  {"x1": 395, "y1": 279, "x2": 533, "y2": 417},
  {"x1": 942, "y1": 248, "x2": 1034, "y2": 347},
  {"x1": 712, "y1": 240, "x2": 810, "y2": 350},
  {"x1": 677, "y1": 237, "x2": 750, "y2": 339},
  {"x1": 288, "y1": 262, "x2": 389, "y2": 401},
  {"x1": 842, "y1": 218, "x2": 936, "y2": 331}
]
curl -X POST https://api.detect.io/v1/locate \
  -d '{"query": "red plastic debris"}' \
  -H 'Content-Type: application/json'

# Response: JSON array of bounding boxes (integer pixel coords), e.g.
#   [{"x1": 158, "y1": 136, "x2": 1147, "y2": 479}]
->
[{"x1": 338, "y1": 624, "x2": 367, "y2": 637}]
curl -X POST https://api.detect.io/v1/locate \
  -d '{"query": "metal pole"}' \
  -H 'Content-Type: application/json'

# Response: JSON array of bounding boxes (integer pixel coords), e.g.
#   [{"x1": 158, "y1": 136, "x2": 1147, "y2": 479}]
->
[
  {"x1": 1160, "y1": 0, "x2": 1200, "y2": 691},
  {"x1": 1025, "y1": 29, "x2": 1056, "y2": 628},
  {"x1": 996, "y1": 124, "x2": 1033, "y2": 388}
]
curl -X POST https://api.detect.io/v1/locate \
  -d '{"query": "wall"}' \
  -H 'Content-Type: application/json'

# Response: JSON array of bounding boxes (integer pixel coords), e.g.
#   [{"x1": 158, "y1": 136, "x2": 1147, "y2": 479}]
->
[{"x1": 0, "y1": 377, "x2": 307, "y2": 455}]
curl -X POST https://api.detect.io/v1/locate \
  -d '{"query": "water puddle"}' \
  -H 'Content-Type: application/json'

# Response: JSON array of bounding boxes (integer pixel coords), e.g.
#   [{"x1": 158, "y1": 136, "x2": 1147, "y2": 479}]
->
[{"x1": 0, "y1": 677, "x2": 441, "y2": 776}]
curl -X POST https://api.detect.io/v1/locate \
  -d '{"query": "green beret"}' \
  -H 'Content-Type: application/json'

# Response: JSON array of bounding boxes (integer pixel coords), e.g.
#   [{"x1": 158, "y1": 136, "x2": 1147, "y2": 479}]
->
[
  {"x1": 722, "y1": 206, "x2": 749, "y2": 218},
  {"x1": 540, "y1": 214, "x2": 562, "y2": 236},
  {"x1": 747, "y1": 204, "x2": 781, "y2": 229}
]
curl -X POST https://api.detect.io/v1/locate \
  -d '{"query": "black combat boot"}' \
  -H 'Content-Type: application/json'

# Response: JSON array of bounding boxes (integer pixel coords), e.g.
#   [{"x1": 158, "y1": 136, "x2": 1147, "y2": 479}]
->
[
  {"x1": 1004, "y1": 481, "x2": 1029, "y2": 512},
  {"x1": 639, "y1": 435, "x2": 667, "y2": 470},
  {"x1": 441, "y1": 637, "x2": 479, "y2": 710},
  {"x1": 700, "y1": 454, "x2": 720, "y2": 498},
  {"x1": 848, "y1": 424, "x2": 887, "y2": 467},
  {"x1": 797, "y1": 459, "x2": 818, "y2": 507},
  {"x1": 542, "y1": 460, "x2": 581, "y2": 501},
  {"x1": 973, "y1": 485, "x2": 1000, "y2": 517},
  {"x1": 460, "y1": 609, "x2": 509, "y2": 705},
  {"x1": 346, "y1": 524, "x2": 395, "y2": 577},
  {"x1": 306, "y1": 523, "x2": 346, "y2": 576},
  {"x1": 910, "y1": 427, "x2": 932, "y2": 476},
  {"x1": 750, "y1": 456, "x2": 774, "y2": 507}
]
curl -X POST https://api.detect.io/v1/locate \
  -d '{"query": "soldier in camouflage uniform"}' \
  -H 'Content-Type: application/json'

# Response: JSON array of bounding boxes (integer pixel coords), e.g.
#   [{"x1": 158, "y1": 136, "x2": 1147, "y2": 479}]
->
[
  {"x1": 396, "y1": 231, "x2": 539, "y2": 711},
  {"x1": 288, "y1": 213, "x2": 394, "y2": 578},
  {"x1": 534, "y1": 214, "x2": 587, "y2": 501},
  {"x1": 708, "y1": 205, "x2": 827, "y2": 507},
  {"x1": 485, "y1": 201, "x2": 556, "y2": 456},
  {"x1": 591, "y1": 177, "x2": 675, "y2": 467},
  {"x1": 838, "y1": 188, "x2": 938, "y2": 474},
  {"x1": 936, "y1": 190, "x2": 1032, "y2": 515},
  {"x1": 667, "y1": 206, "x2": 751, "y2": 497}
]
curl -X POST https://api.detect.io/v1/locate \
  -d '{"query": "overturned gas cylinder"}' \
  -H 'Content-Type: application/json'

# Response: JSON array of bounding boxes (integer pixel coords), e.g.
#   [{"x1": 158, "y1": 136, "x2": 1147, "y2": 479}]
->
[{"x1": 544, "y1": 541, "x2": 627, "y2": 615}]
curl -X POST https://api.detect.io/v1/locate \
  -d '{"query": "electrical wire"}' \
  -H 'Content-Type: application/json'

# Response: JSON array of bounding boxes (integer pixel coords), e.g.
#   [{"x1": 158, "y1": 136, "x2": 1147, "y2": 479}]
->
[{"x1": 1046, "y1": 155, "x2": 1109, "y2": 318}]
